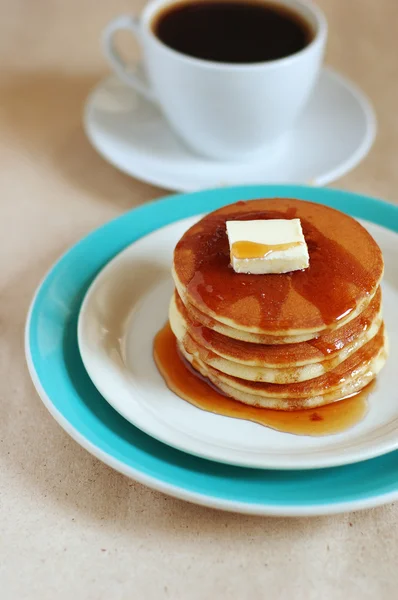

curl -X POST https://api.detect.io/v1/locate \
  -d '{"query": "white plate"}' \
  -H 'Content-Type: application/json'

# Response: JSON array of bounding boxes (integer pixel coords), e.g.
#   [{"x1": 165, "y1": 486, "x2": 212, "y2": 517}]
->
[
  {"x1": 77, "y1": 215, "x2": 398, "y2": 470},
  {"x1": 83, "y1": 68, "x2": 376, "y2": 192}
]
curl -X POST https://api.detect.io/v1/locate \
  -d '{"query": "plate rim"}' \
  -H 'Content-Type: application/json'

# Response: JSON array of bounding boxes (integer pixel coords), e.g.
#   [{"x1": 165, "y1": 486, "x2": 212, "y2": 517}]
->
[
  {"x1": 24, "y1": 340, "x2": 398, "y2": 516},
  {"x1": 83, "y1": 67, "x2": 377, "y2": 192},
  {"x1": 76, "y1": 215, "x2": 397, "y2": 471},
  {"x1": 25, "y1": 184, "x2": 398, "y2": 516}
]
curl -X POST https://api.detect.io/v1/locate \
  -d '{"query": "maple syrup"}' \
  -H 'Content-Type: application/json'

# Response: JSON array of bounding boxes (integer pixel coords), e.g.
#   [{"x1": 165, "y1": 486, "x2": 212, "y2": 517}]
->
[
  {"x1": 153, "y1": 322, "x2": 372, "y2": 436},
  {"x1": 231, "y1": 240, "x2": 303, "y2": 260}
]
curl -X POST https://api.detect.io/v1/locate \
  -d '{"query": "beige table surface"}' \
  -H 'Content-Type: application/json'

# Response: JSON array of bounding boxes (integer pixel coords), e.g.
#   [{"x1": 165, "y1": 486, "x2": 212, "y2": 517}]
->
[{"x1": 2, "y1": 1, "x2": 398, "y2": 598}]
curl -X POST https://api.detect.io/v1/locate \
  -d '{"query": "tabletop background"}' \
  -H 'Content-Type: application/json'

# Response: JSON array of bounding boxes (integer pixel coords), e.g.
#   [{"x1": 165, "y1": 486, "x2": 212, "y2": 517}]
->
[{"x1": 2, "y1": 1, "x2": 398, "y2": 598}]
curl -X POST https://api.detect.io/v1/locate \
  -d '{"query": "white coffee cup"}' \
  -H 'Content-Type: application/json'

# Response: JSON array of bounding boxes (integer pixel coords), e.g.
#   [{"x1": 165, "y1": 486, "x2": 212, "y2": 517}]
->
[{"x1": 103, "y1": 0, "x2": 327, "y2": 161}]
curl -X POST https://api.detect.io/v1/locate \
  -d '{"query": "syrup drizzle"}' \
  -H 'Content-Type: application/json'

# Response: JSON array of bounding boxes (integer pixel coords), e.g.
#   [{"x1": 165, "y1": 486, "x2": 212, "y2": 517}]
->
[{"x1": 231, "y1": 240, "x2": 303, "y2": 259}]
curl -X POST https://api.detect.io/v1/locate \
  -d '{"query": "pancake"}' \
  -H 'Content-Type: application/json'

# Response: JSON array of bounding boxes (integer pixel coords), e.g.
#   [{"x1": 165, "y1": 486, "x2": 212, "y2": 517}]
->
[
  {"x1": 181, "y1": 324, "x2": 386, "y2": 398},
  {"x1": 172, "y1": 287, "x2": 382, "y2": 367},
  {"x1": 174, "y1": 317, "x2": 383, "y2": 384},
  {"x1": 173, "y1": 198, "x2": 384, "y2": 337},
  {"x1": 178, "y1": 326, "x2": 388, "y2": 410},
  {"x1": 179, "y1": 295, "x2": 319, "y2": 344},
  {"x1": 178, "y1": 287, "x2": 379, "y2": 344}
]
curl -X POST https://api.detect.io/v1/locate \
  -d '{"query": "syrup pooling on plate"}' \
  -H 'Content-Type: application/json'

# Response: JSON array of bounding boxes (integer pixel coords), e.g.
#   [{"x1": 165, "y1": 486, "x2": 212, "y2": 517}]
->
[
  {"x1": 153, "y1": 323, "x2": 371, "y2": 436},
  {"x1": 173, "y1": 199, "x2": 384, "y2": 332}
]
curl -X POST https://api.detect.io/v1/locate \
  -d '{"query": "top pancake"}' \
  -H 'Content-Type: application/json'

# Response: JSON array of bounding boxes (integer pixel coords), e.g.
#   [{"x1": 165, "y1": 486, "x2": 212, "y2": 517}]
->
[{"x1": 173, "y1": 198, "x2": 384, "y2": 336}]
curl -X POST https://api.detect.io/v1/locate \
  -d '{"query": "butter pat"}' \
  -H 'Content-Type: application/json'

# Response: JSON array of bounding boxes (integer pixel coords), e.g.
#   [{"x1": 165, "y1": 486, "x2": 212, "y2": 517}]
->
[{"x1": 226, "y1": 219, "x2": 309, "y2": 274}]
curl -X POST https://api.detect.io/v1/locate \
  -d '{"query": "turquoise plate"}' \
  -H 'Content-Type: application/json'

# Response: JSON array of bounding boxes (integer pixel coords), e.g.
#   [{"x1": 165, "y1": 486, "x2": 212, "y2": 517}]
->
[{"x1": 26, "y1": 185, "x2": 398, "y2": 516}]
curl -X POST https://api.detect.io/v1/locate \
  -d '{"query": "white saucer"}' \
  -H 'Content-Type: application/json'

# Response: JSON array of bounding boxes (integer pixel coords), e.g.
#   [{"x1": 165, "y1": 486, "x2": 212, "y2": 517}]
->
[
  {"x1": 84, "y1": 68, "x2": 376, "y2": 192},
  {"x1": 77, "y1": 215, "x2": 398, "y2": 471}
]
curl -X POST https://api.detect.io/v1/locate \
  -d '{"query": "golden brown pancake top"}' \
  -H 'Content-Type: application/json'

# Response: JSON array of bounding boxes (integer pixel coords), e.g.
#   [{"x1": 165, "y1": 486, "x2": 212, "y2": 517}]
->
[{"x1": 173, "y1": 199, "x2": 384, "y2": 332}]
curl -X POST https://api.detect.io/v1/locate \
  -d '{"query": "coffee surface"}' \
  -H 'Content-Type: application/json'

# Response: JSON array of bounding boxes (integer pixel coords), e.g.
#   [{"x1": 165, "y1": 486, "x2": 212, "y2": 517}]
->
[{"x1": 152, "y1": 1, "x2": 314, "y2": 63}]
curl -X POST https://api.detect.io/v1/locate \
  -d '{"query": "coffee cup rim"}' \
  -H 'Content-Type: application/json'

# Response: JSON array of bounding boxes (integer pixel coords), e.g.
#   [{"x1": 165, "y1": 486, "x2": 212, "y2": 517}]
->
[{"x1": 141, "y1": 0, "x2": 328, "y2": 71}]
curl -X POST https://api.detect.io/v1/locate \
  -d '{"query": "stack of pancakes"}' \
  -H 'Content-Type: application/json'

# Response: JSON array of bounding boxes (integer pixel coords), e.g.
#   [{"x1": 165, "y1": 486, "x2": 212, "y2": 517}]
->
[{"x1": 169, "y1": 198, "x2": 387, "y2": 410}]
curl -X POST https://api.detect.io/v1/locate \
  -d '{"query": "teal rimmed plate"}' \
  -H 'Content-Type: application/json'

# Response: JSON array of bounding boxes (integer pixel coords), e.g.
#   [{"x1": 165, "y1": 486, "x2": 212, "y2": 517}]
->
[{"x1": 26, "y1": 185, "x2": 398, "y2": 516}]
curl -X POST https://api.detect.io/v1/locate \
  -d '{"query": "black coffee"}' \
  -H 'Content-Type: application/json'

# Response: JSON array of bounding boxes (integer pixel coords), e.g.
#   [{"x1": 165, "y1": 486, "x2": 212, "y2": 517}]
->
[{"x1": 152, "y1": 1, "x2": 314, "y2": 64}]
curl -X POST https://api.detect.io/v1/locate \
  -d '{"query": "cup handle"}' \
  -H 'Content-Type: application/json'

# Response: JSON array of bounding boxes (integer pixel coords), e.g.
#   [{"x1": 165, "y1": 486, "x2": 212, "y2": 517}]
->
[{"x1": 102, "y1": 15, "x2": 157, "y2": 103}]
